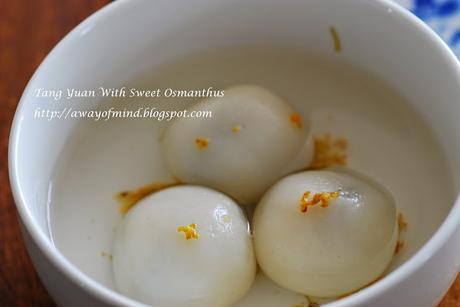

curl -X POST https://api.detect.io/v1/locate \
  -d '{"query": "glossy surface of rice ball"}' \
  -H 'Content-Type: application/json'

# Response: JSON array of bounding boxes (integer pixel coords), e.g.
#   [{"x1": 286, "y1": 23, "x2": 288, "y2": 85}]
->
[
  {"x1": 113, "y1": 186, "x2": 256, "y2": 307},
  {"x1": 253, "y1": 169, "x2": 398, "y2": 297},
  {"x1": 162, "y1": 85, "x2": 311, "y2": 205}
]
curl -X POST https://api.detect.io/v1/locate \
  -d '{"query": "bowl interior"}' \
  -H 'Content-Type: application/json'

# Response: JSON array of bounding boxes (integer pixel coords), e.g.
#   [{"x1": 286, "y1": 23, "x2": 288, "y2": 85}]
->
[{"x1": 10, "y1": 0, "x2": 460, "y2": 305}]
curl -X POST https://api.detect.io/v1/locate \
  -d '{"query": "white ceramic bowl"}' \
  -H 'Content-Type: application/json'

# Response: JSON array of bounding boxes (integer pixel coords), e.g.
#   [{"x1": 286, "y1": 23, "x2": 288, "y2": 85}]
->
[{"x1": 9, "y1": 0, "x2": 460, "y2": 306}]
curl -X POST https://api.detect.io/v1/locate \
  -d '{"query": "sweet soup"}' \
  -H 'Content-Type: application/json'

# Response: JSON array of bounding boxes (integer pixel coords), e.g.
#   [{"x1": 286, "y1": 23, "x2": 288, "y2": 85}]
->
[{"x1": 49, "y1": 46, "x2": 453, "y2": 306}]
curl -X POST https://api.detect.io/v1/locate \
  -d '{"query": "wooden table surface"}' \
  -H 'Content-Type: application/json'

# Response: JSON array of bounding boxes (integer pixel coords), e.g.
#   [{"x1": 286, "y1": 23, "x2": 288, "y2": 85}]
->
[{"x1": 0, "y1": 1, "x2": 459, "y2": 306}]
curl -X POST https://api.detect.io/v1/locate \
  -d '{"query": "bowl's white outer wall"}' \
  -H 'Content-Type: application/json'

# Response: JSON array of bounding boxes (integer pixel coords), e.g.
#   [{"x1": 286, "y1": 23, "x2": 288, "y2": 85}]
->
[{"x1": 8, "y1": 0, "x2": 460, "y2": 306}]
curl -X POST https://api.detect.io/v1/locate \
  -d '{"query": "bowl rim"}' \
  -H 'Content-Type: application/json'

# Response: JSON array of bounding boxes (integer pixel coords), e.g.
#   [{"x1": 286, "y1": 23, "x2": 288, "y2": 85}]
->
[{"x1": 8, "y1": 0, "x2": 460, "y2": 306}]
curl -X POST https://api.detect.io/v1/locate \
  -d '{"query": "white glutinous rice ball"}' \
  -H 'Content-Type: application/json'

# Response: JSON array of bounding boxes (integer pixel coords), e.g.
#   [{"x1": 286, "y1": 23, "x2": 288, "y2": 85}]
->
[
  {"x1": 113, "y1": 185, "x2": 256, "y2": 307},
  {"x1": 161, "y1": 85, "x2": 312, "y2": 205},
  {"x1": 253, "y1": 168, "x2": 398, "y2": 297}
]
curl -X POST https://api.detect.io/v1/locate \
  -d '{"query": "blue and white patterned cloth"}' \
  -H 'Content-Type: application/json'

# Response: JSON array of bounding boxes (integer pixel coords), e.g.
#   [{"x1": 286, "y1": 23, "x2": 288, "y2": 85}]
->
[{"x1": 397, "y1": 0, "x2": 460, "y2": 55}]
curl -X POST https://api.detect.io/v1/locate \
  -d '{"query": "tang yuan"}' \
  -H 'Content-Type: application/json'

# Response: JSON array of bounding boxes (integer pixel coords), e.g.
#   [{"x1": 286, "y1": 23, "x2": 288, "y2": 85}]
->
[
  {"x1": 253, "y1": 168, "x2": 398, "y2": 297},
  {"x1": 113, "y1": 186, "x2": 256, "y2": 307},
  {"x1": 161, "y1": 85, "x2": 312, "y2": 205}
]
